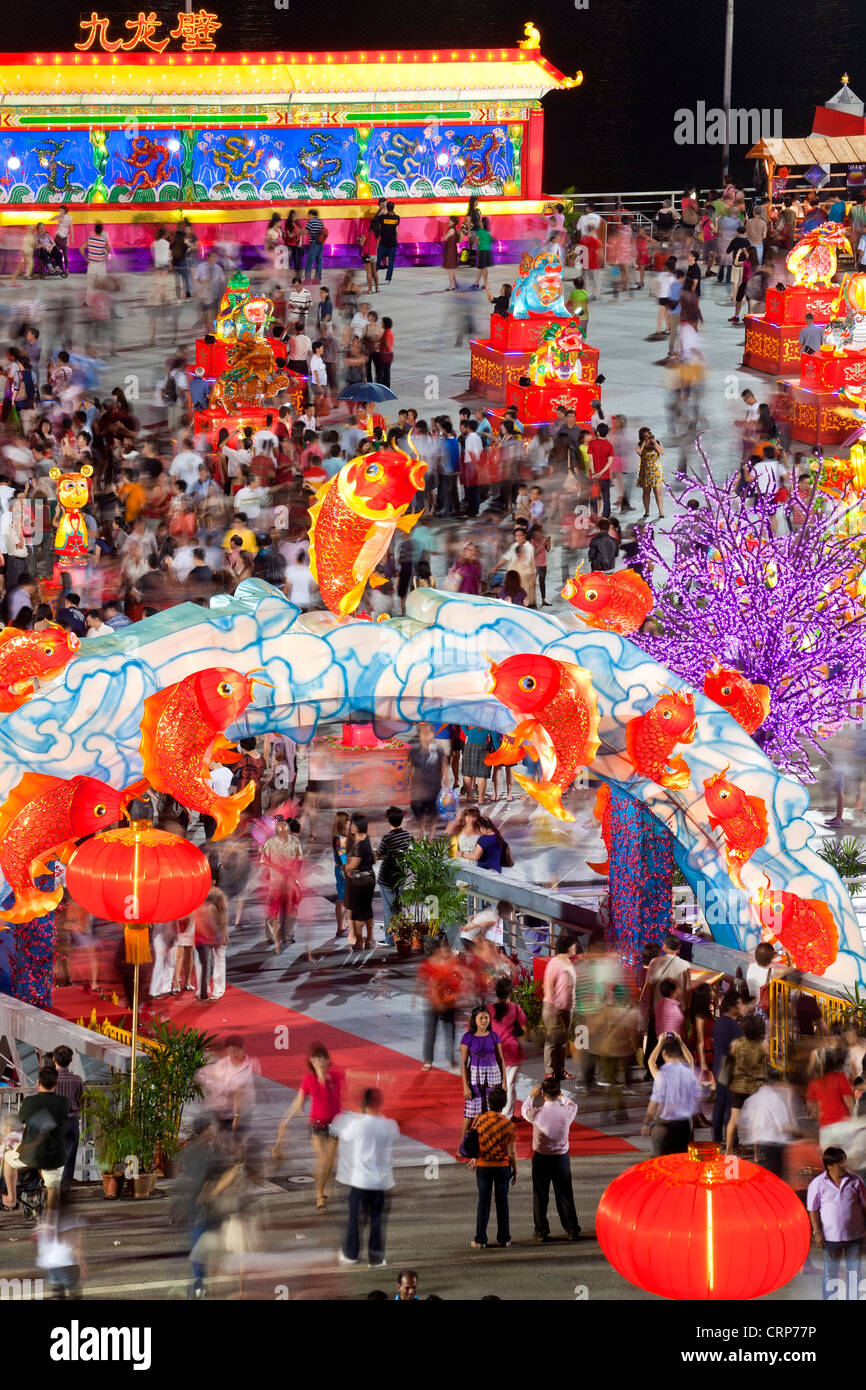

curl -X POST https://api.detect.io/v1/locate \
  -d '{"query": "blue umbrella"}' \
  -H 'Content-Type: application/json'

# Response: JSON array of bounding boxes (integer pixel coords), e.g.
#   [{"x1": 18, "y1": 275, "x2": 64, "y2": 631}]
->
[{"x1": 336, "y1": 383, "x2": 398, "y2": 403}]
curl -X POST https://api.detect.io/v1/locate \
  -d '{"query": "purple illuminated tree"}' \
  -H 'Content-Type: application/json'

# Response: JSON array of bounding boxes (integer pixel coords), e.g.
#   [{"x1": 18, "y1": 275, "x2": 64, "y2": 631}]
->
[{"x1": 633, "y1": 446, "x2": 866, "y2": 782}]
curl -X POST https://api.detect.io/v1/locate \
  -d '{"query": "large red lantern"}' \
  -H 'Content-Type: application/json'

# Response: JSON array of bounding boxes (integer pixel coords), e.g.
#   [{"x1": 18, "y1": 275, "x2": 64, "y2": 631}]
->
[
  {"x1": 66, "y1": 820, "x2": 211, "y2": 964},
  {"x1": 596, "y1": 1143, "x2": 810, "y2": 1301}
]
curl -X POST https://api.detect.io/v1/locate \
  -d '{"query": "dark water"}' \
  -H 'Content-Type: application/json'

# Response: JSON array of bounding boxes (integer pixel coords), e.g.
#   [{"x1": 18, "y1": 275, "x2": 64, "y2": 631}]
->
[{"x1": 7, "y1": 1, "x2": 863, "y2": 192}]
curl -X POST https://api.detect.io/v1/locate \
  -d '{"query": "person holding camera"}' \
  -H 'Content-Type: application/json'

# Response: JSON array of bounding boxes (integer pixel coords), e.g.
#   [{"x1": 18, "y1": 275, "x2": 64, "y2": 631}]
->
[{"x1": 521, "y1": 1077, "x2": 581, "y2": 1241}]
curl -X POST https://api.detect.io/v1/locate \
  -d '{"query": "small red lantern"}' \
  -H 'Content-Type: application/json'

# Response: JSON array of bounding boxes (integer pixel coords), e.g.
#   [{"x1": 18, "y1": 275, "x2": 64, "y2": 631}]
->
[
  {"x1": 596, "y1": 1143, "x2": 810, "y2": 1301},
  {"x1": 66, "y1": 820, "x2": 211, "y2": 963}
]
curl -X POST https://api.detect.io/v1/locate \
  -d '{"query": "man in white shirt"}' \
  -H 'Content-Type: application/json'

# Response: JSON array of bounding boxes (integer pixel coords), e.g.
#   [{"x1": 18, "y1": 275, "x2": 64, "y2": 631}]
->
[
  {"x1": 643, "y1": 1035, "x2": 701, "y2": 1154},
  {"x1": 169, "y1": 436, "x2": 202, "y2": 490},
  {"x1": 288, "y1": 277, "x2": 313, "y2": 322},
  {"x1": 172, "y1": 541, "x2": 197, "y2": 584},
  {"x1": 54, "y1": 206, "x2": 72, "y2": 272},
  {"x1": 349, "y1": 303, "x2": 370, "y2": 341},
  {"x1": 738, "y1": 1075, "x2": 797, "y2": 1176},
  {"x1": 252, "y1": 422, "x2": 278, "y2": 456},
  {"x1": 84, "y1": 609, "x2": 114, "y2": 638},
  {"x1": 576, "y1": 203, "x2": 602, "y2": 238},
  {"x1": 332, "y1": 1088, "x2": 399, "y2": 1267},
  {"x1": 309, "y1": 342, "x2": 328, "y2": 398},
  {"x1": 233, "y1": 480, "x2": 270, "y2": 520}
]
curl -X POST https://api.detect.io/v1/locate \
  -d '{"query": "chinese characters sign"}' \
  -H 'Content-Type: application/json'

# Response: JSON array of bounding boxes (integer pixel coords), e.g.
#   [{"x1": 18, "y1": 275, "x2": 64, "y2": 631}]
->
[{"x1": 75, "y1": 10, "x2": 222, "y2": 53}]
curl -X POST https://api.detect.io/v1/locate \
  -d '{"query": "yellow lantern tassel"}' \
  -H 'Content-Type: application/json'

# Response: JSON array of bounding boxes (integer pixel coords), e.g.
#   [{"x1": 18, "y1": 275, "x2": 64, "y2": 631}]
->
[{"x1": 125, "y1": 924, "x2": 152, "y2": 966}]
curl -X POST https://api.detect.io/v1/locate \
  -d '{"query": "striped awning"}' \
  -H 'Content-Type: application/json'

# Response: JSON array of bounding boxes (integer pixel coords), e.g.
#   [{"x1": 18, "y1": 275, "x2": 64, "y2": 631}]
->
[{"x1": 763, "y1": 135, "x2": 866, "y2": 166}]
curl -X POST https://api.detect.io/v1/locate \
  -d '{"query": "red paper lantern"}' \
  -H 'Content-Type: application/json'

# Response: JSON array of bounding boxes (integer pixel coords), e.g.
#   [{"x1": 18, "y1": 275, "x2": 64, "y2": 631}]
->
[
  {"x1": 596, "y1": 1143, "x2": 810, "y2": 1301},
  {"x1": 66, "y1": 820, "x2": 211, "y2": 962}
]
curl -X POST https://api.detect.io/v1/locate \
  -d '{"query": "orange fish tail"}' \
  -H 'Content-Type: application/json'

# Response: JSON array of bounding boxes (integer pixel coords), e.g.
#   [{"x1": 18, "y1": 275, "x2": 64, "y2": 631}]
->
[
  {"x1": 0, "y1": 885, "x2": 64, "y2": 924},
  {"x1": 210, "y1": 783, "x2": 256, "y2": 841},
  {"x1": 514, "y1": 773, "x2": 575, "y2": 821},
  {"x1": 587, "y1": 856, "x2": 610, "y2": 875}
]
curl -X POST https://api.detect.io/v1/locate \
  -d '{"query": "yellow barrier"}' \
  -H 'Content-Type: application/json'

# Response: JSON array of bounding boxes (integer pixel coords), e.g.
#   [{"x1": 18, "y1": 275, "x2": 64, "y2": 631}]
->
[
  {"x1": 768, "y1": 977, "x2": 849, "y2": 1072},
  {"x1": 97, "y1": 1020, "x2": 162, "y2": 1055}
]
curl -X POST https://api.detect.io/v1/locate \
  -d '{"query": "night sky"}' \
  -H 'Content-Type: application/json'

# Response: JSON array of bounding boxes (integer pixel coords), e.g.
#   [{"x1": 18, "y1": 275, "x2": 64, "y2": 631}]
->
[{"x1": 3, "y1": 1, "x2": 863, "y2": 192}]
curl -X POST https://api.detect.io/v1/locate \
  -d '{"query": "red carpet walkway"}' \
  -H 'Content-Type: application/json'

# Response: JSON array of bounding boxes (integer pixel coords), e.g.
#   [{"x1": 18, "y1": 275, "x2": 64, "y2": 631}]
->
[{"x1": 54, "y1": 982, "x2": 636, "y2": 1159}]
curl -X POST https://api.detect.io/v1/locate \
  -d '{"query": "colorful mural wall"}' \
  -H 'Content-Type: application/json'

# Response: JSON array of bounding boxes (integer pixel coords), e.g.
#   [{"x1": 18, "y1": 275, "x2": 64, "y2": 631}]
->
[{"x1": 0, "y1": 123, "x2": 521, "y2": 203}]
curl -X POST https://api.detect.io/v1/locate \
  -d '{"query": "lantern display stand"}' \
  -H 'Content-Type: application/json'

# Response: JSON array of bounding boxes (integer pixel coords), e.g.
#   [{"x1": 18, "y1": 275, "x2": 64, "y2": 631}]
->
[
  {"x1": 65, "y1": 818, "x2": 211, "y2": 1112},
  {"x1": 596, "y1": 1142, "x2": 811, "y2": 1301}
]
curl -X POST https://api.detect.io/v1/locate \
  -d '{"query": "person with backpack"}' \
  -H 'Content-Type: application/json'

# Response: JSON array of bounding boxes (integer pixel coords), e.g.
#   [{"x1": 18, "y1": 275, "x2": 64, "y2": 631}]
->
[
  {"x1": 375, "y1": 202, "x2": 400, "y2": 283},
  {"x1": 413, "y1": 938, "x2": 464, "y2": 1071},
  {"x1": 303, "y1": 209, "x2": 327, "y2": 284},
  {"x1": 375, "y1": 806, "x2": 412, "y2": 945}
]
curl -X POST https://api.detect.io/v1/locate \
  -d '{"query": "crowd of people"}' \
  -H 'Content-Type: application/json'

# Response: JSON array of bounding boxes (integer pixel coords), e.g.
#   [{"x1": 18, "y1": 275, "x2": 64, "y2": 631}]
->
[{"x1": 0, "y1": 177, "x2": 863, "y2": 1302}]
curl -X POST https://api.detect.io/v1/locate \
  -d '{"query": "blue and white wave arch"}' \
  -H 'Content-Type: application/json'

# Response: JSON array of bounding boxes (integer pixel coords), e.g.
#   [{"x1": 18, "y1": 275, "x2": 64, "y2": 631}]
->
[{"x1": 1, "y1": 579, "x2": 861, "y2": 988}]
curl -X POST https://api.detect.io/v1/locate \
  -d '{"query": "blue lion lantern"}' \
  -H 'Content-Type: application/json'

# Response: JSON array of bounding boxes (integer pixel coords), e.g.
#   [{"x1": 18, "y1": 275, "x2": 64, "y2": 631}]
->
[
  {"x1": 436, "y1": 787, "x2": 459, "y2": 819},
  {"x1": 509, "y1": 245, "x2": 571, "y2": 320}
]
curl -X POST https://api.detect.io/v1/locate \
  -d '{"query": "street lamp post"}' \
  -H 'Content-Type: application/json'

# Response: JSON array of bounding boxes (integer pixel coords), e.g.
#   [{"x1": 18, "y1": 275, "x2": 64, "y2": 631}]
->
[{"x1": 722, "y1": 0, "x2": 734, "y2": 184}]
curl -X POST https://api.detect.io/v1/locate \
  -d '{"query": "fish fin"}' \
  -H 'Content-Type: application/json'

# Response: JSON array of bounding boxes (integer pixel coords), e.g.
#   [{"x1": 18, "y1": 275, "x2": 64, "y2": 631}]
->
[
  {"x1": 337, "y1": 577, "x2": 369, "y2": 618},
  {"x1": 0, "y1": 885, "x2": 64, "y2": 924},
  {"x1": 661, "y1": 755, "x2": 691, "y2": 790},
  {"x1": 593, "y1": 783, "x2": 611, "y2": 821},
  {"x1": 138, "y1": 683, "x2": 181, "y2": 794},
  {"x1": 484, "y1": 734, "x2": 526, "y2": 768},
  {"x1": 614, "y1": 570, "x2": 653, "y2": 604},
  {"x1": 707, "y1": 815, "x2": 719, "y2": 832},
  {"x1": 587, "y1": 857, "x2": 610, "y2": 875},
  {"x1": 680, "y1": 721, "x2": 697, "y2": 744},
  {"x1": 514, "y1": 773, "x2": 575, "y2": 822},
  {"x1": 352, "y1": 524, "x2": 392, "y2": 585},
  {"x1": 369, "y1": 573, "x2": 387, "y2": 589},
  {"x1": 746, "y1": 795, "x2": 769, "y2": 844},
  {"x1": 725, "y1": 852, "x2": 746, "y2": 891},
  {"x1": 210, "y1": 734, "x2": 240, "y2": 764},
  {"x1": 0, "y1": 684, "x2": 33, "y2": 713},
  {"x1": 210, "y1": 783, "x2": 256, "y2": 842},
  {"x1": 395, "y1": 510, "x2": 421, "y2": 533},
  {"x1": 0, "y1": 773, "x2": 64, "y2": 844}
]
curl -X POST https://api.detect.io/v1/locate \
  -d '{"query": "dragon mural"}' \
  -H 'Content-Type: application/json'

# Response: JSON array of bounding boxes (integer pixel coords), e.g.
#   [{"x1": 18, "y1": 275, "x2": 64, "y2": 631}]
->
[
  {"x1": 34, "y1": 141, "x2": 75, "y2": 196},
  {"x1": 379, "y1": 133, "x2": 425, "y2": 182},
  {"x1": 212, "y1": 137, "x2": 265, "y2": 183},
  {"x1": 297, "y1": 133, "x2": 342, "y2": 187},
  {"x1": 123, "y1": 136, "x2": 171, "y2": 192},
  {"x1": 461, "y1": 131, "x2": 503, "y2": 186}
]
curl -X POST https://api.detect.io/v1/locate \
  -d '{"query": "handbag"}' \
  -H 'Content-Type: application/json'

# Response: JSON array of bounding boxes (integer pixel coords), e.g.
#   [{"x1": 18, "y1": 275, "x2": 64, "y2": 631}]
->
[{"x1": 458, "y1": 1125, "x2": 479, "y2": 1160}]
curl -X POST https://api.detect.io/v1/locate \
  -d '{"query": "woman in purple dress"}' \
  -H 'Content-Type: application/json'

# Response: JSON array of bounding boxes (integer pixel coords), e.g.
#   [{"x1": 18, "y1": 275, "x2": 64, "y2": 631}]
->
[{"x1": 459, "y1": 1005, "x2": 505, "y2": 1152}]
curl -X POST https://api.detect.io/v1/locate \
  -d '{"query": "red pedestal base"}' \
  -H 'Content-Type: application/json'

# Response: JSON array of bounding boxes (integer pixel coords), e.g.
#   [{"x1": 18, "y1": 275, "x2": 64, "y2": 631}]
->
[
  {"x1": 743, "y1": 316, "x2": 804, "y2": 375},
  {"x1": 776, "y1": 378, "x2": 857, "y2": 445},
  {"x1": 764, "y1": 285, "x2": 842, "y2": 325},
  {"x1": 195, "y1": 335, "x2": 288, "y2": 377},
  {"x1": 800, "y1": 347, "x2": 866, "y2": 393},
  {"x1": 195, "y1": 401, "x2": 304, "y2": 446},
  {"x1": 469, "y1": 338, "x2": 530, "y2": 403}
]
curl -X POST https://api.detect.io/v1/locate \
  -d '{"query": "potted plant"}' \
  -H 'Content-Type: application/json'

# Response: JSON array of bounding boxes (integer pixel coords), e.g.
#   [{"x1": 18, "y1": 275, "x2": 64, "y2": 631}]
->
[
  {"x1": 81, "y1": 1085, "x2": 132, "y2": 1199},
  {"x1": 396, "y1": 837, "x2": 466, "y2": 952},
  {"x1": 389, "y1": 909, "x2": 417, "y2": 958},
  {"x1": 819, "y1": 836, "x2": 866, "y2": 896}
]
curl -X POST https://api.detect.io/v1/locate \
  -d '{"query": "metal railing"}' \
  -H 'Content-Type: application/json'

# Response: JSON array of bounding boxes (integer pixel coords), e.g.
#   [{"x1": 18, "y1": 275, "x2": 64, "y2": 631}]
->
[
  {"x1": 454, "y1": 862, "x2": 598, "y2": 971},
  {"x1": 768, "y1": 976, "x2": 850, "y2": 1074}
]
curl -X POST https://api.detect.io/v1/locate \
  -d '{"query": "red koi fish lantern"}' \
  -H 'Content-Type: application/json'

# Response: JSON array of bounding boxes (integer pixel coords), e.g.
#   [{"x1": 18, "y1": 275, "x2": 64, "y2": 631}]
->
[
  {"x1": 66, "y1": 820, "x2": 211, "y2": 963},
  {"x1": 596, "y1": 1144, "x2": 810, "y2": 1301}
]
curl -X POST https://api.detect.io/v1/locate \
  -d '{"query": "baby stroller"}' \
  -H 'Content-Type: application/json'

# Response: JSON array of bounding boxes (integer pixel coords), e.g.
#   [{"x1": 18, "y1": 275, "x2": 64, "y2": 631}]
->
[
  {"x1": 33, "y1": 243, "x2": 66, "y2": 279},
  {"x1": 0, "y1": 1164, "x2": 47, "y2": 1223}
]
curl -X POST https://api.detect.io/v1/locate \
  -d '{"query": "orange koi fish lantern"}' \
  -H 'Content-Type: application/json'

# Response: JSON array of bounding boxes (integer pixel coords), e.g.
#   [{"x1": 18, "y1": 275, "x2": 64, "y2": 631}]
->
[
  {"x1": 561, "y1": 568, "x2": 653, "y2": 635},
  {"x1": 484, "y1": 654, "x2": 600, "y2": 821},
  {"x1": 703, "y1": 666, "x2": 770, "y2": 735},
  {"x1": 597, "y1": 1143, "x2": 810, "y2": 1301},
  {"x1": 50, "y1": 464, "x2": 93, "y2": 564},
  {"x1": 703, "y1": 769, "x2": 768, "y2": 890},
  {"x1": 752, "y1": 882, "x2": 840, "y2": 976},
  {"x1": 307, "y1": 449, "x2": 427, "y2": 617},
  {"x1": 139, "y1": 667, "x2": 271, "y2": 840},
  {"x1": 0, "y1": 625, "x2": 80, "y2": 714},
  {"x1": 786, "y1": 225, "x2": 852, "y2": 289},
  {"x1": 0, "y1": 773, "x2": 136, "y2": 923},
  {"x1": 625, "y1": 689, "x2": 696, "y2": 790},
  {"x1": 66, "y1": 820, "x2": 211, "y2": 963}
]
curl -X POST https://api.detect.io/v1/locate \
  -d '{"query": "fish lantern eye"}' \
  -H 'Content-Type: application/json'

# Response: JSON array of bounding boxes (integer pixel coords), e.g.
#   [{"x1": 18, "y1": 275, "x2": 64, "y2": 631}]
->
[
  {"x1": 662, "y1": 709, "x2": 672, "y2": 719},
  {"x1": 721, "y1": 685, "x2": 732, "y2": 696},
  {"x1": 519, "y1": 676, "x2": 536, "y2": 691},
  {"x1": 364, "y1": 462, "x2": 384, "y2": 481},
  {"x1": 42, "y1": 645, "x2": 55, "y2": 656},
  {"x1": 773, "y1": 900, "x2": 783, "y2": 913},
  {"x1": 217, "y1": 680, "x2": 233, "y2": 698},
  {"x1": 584, "y1": 588, "x2": 598, "y2": 602},
  {"x1": 93, "y1": 803, "x2": 107, "y2": 818},
  {"x1": 719, "y1": 789, "x2": 729, "y2": 800}
]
